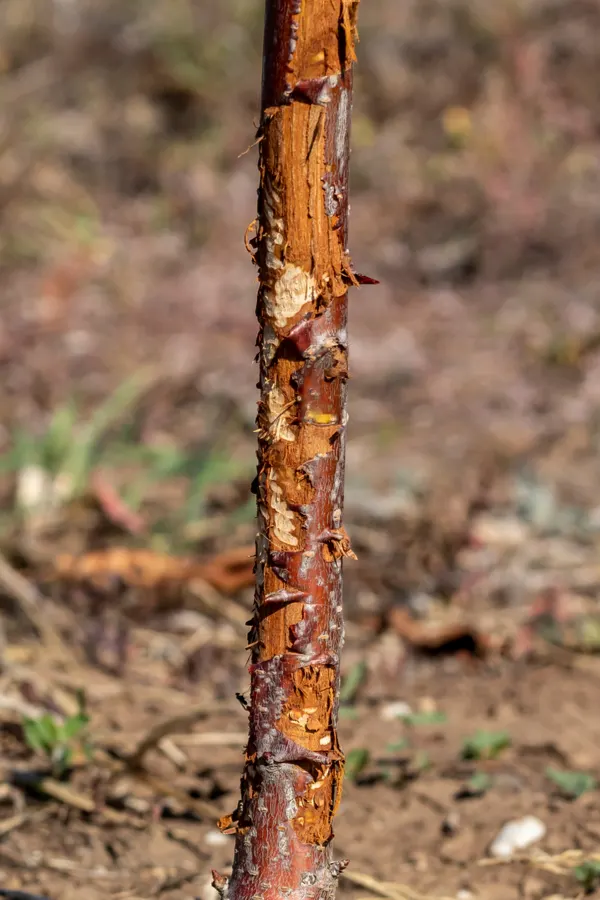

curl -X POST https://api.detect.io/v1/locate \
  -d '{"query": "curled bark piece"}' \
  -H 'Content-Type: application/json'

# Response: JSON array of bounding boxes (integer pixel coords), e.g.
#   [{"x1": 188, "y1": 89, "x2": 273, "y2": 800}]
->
[{"x1": 224, "y1": 3, "x2": 362, "y2": 900}]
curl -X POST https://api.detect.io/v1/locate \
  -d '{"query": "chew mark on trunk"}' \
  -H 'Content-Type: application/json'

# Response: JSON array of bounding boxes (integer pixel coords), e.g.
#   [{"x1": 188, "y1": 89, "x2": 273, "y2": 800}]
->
[
  {"x1": 263, "y1": 263, "x2": 318, "y2": 329},
  {"x1": 269, "y1": 470, "x2": 300, "y2": 547},
  {"x1": 265, "y1": 383, "x2": 297, "y2": 442}
]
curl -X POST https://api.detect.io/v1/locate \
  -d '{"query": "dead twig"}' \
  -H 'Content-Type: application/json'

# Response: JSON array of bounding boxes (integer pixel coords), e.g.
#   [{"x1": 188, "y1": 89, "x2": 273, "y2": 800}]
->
[
  {"x1": 0, "y1": 553, "x2": 65, "y2": 651},
  {"x1": 116, "y1": 762, "x2": 223, "y2": 821},
  {"x1": 8, "y1": 771, "x2": 142, "y2": 826},
  {"x1": 341, "y1": 871, "x2": 454, "y2": 900},
  {"x1": 164, "y1": 731, "x2": 247, "y2": 747},
  {"x1": 478, "y1": 847, "x2": 600, "y2": 874},
  {"x1": 0, "y1": 806, "x2": 55, "y2": 840},
  {"x1": 151, "y1": 868, "x2": 202, "y2": 896},
  {"x1": 126, "y1": 703, "x2": 229, "y2": 769},
  {"x1": 87, "y1": 745, "x2": 223, "y2": 821},
  {"x1": 157, "y1": 736, "x2": 188, "y2": 770},
  {"x1": 186, "y1": 576, "x2": 248, "y2": 633}
]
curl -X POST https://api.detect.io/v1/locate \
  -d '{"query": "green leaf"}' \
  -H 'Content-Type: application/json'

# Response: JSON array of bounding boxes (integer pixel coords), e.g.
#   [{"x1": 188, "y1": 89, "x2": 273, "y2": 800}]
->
[
  {"x1": 346, "y1": 748, "x2": 370, "y2": 782},
  {"x1": 61, "y1": 370, "x2": 155, "y2": 494},
  {"x1": 23, "y1": 718, "x2": 47, "y2": 754},
  {"x1": 52, "y1": 745, "x2": 73, "y2": 777},
  {"x1": 546, "y1": 767, "x2": 597, "y2": 799},
  {"x1": 23, "y1": 714, "x2": 60, "y2": 755},
  {"x1": 0, "y1": 429, "x2": 39, "y2": 475},
  {"x1": 40, "y1": 400, "x2": 78, "y2": 473},
  {"x1": 574, "y1": 860, "x2": 600, "y2": 892},
  {"x1": 466, "y1": 771, "x2": 493, "y2": 795},
  {"x1": 405, "y1": 710, "x2": 447, "y2": 727},
  {"x1": 339, "y1": 661, "x2": 367, "y2": 705},
  {"x1": 413, "y1": 750, "x2": 431, "y2": 772},
  {"x1": 36, "y1": 714, "x2": 60, "y2": 749},
  {"x1": 61, "y1": 712, "x2": 89, "y2": 741},
  {"x1": 576, "y1": 616, "x2": 600, "y2": 652},
  {"x1": 183, "y1": 451, "x2": 246, "y2": 521},
  {"x1": 462, "y1": 730, "x2": 511, "y2": 760},
  {"x1": 386, "y1": 738, "x2": 410, "y2": 753},
  {"x1": 75, "y1": 688, "x2": 88, "y2": 716}
]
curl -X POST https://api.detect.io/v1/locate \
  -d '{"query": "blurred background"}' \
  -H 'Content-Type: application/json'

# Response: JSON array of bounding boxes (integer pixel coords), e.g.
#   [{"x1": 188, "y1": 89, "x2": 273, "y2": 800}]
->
[{"x1": 2, "y1": 1, "x2": 600, "y2": 899}]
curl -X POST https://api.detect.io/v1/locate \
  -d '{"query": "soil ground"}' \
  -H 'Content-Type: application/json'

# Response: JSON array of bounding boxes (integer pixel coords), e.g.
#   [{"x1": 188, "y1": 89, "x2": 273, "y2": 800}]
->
[{"x1": 2, "y1": 1, "x2": 600, "y2": 899}]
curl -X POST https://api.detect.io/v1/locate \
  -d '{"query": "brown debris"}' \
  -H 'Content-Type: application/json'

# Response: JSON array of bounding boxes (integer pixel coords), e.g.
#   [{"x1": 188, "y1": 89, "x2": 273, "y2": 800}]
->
[
  {"x1": 387, "y1": 607, "x2": 490, "y2": 659},
  {"x1": 51, "y1": 545, "x2": 254, "y2": 598}
]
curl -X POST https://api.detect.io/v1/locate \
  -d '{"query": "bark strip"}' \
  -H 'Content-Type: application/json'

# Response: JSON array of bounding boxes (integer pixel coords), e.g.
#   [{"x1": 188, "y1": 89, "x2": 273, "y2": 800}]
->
[{"x1": 215, "y1": 4, "x2": 362, "y2": 899}]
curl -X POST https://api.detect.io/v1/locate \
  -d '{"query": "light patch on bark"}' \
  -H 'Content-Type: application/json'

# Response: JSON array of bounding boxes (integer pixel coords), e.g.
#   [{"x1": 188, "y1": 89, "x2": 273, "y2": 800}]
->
[
  {"x1": 267, "y1": 383, "x2": 296, "y2": 442},
  {"x1": 264, "y1": 264, "x2": 317, "y2": 329},
  {"x1": 269, "y1": 470, "x2": 299, "y2": 546}
]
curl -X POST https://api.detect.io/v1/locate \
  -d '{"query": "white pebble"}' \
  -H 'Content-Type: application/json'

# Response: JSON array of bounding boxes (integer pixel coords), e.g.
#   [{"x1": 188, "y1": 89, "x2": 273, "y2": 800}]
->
[
  {"x1": 471, "y1": 514, "x2": 529, "y2": 547},
  {"x1": 380, "y1": 701, "x2": 413, "y2": 721},
  {"x1": 204, "y1": 829, "x2": 230, "y2": 847},
  {"x1": 489, "y1": 816, "x2": 546, "y2": 858}
]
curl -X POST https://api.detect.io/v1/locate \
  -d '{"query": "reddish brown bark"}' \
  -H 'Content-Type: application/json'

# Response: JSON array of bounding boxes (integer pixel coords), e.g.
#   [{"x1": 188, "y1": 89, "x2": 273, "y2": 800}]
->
[{"x1": 214, "y1": 4, "x2": 362, "y2": 900}]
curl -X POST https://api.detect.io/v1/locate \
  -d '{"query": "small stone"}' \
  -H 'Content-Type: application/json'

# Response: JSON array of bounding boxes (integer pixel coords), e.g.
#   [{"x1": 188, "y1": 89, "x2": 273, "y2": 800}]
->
[
  {"x1": 168, "y1": 609, "x2": 212, "y2": 633},
  {"x1": 470, "y1": 514, "x2": 529, "y2": 547},
  {"x1": 441, "y1": 810, "x2": 461, "y2": 835},
  {"x1": 16, "y1": 464, "x2": 51, "y2": 511},
  {"x1": 418, "y1": 696, "x2": 437, "y2": 714},
  {"x1": 205, "y1": 829, "x2": 231, "y2": 847},
  {"x1": 380, "y1": 701, "x2": 412, "y2": 721},
  {"x1": 489, "y1": 816, "x2": 546, "y2": 858}
]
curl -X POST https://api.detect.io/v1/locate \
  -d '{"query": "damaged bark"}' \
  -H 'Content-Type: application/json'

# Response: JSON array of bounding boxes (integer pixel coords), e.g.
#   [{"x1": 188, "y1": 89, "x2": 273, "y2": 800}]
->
[{"x1": 214, "y1": 3, "x2": 363, "y2": 900}]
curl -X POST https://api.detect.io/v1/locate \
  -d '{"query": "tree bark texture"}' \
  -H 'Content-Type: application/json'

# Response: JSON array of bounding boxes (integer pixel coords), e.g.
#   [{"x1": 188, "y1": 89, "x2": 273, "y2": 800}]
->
[{"x1": 215, "y1": 3, "x2": 361, "y2": 900}]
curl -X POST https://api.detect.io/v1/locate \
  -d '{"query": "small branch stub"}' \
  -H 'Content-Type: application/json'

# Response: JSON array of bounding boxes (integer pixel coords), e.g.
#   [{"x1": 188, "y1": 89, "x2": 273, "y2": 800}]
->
[{"x1": 223, "y1": 3, "x2": 366, "y2": 900}]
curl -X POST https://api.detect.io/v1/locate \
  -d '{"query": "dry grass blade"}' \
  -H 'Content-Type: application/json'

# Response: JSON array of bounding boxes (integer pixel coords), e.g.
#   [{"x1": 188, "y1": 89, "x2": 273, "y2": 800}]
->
[
  {"x1": 8, "y1": 771, "x2": 139, "y2": 825},
  {"x1": 478, "y1": 848, "x2": 600, "y2": 875},
  {"x1": 187, "y1": 576, "x2": 249, "y2": 632},
  {"x1": 0, "y1": 805, "x2": 56, "y2": 839},
  {"x1": 0, "y1": 694, "x2": 46, "y2": 719},
  {"x1": 0, "y1": 553, "x2": 65, "y2": 650},
  {"x1": 91, "y1": 742, "x2": 223, "y2": 821},
  {"x1": 157, "y1": 737, "x2": 187, "y2": 770},
  {"x1": 166, "y1": 731, "x2": 247, "y2": 747},
  {"x1": 0, "y1": 812, "x2": 29, "y2": 838},
  {"x1": 341, "y1": 871, "x2": 454, "y2": 900},
  {"x1": 1, "y1": 663, "x2": 81, "y2": 717},
  {"x1": 10, "y1": 772, "x2": 94, "y2": 812},
  {"x1": 150, "y1": 868, "x2": 201, "y2": 896},
  {"x1": 120, "y1": 764, "x2": 223, "y2": 821},
  {"x1": 126, "y1": 702, "x2": 230, "y2": 768}
]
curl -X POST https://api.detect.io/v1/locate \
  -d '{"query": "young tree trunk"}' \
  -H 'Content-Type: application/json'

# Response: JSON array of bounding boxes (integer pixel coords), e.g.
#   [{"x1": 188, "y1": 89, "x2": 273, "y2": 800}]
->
[{"x1": 215, "y1": 3, "x2": 362, "y2": 900}]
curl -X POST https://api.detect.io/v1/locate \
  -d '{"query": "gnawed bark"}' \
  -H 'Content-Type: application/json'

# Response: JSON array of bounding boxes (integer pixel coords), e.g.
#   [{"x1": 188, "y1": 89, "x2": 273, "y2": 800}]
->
[{"x1": 214, "y1": 3, "x2": 362, "y2": 900}]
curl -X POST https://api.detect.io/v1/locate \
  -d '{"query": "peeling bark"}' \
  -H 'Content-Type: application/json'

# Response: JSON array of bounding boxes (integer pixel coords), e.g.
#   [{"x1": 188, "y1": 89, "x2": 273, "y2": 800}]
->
[{"x1": 214, "y1": 4, "x2": 362, "y2": 900}]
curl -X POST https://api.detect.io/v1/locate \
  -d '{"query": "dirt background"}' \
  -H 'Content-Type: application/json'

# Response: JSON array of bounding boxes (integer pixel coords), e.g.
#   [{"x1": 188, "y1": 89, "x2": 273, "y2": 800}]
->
[{"x1": 2, "y1": 1, "x2": 600, "y2": 898}]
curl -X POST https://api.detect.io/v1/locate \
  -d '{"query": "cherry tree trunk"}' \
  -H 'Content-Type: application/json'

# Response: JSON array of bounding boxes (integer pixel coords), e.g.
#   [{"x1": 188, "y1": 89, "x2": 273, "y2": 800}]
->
[{"x1": 215, "y1": 3, "x2": 362, "y2": 900}]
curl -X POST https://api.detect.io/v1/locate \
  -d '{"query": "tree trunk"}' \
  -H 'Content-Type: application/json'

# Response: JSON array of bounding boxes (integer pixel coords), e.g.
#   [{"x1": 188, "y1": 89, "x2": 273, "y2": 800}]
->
[{"x1": 215, "y1": 3, "x2": 362, "y2": 899}]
